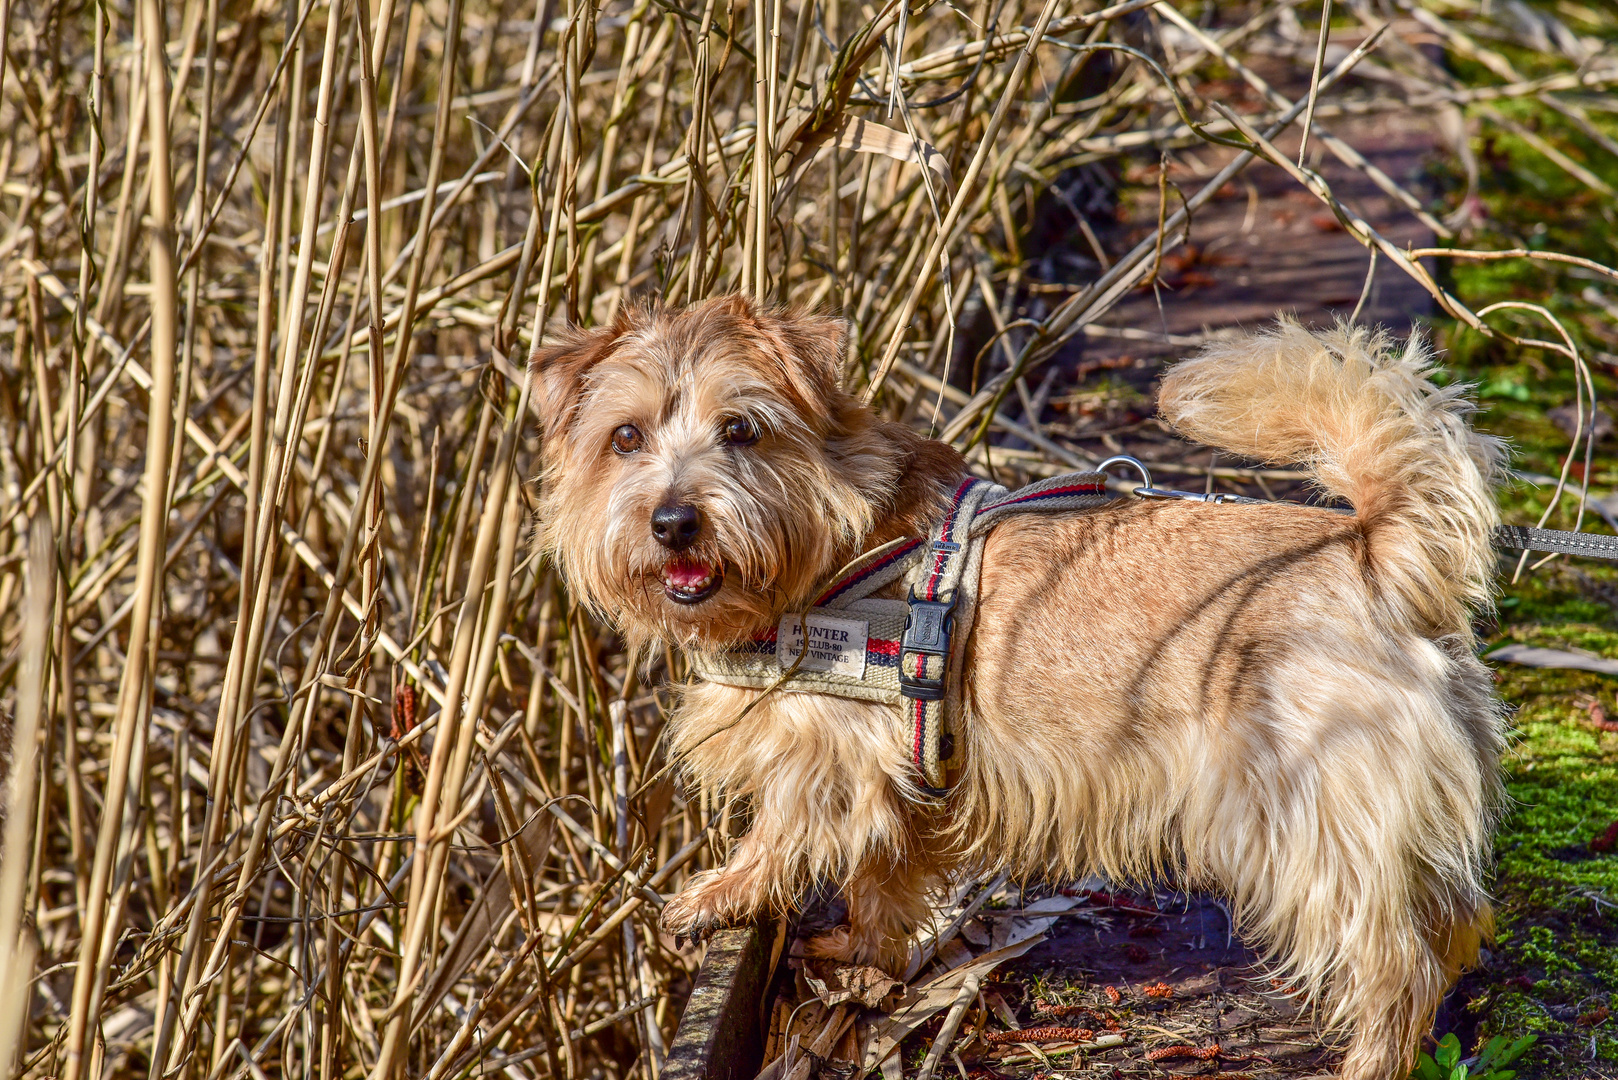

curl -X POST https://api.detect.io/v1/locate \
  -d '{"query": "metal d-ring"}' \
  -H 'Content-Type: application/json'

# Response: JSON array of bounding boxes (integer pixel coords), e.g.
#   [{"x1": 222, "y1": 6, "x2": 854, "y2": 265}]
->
[
  {"x1": 1101, "y1": 454, "x2": 1349, "y2": 510},
  {"x1": 1098, "y1": 453, "x2": 1269, "y2": 505},
  {"x1": 1096, "y1": 455, "x2": 1154, "y2": 492}
]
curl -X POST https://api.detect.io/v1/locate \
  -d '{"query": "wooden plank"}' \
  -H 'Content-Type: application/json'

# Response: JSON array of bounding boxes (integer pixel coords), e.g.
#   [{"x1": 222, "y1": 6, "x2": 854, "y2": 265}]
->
[{"x1": 663, "y1": 923, "x2": 775, "y2": 1080}]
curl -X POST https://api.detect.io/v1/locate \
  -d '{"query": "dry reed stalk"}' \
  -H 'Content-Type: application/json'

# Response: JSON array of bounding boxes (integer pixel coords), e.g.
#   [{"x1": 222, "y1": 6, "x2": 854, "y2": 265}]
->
[
  {"x1": 58, "y1": 3, "x2": 180, "y2": 1077},
  {"x1": 0, "y1": 520, "x2": 54, "y2": 1077},
  {"x1": 2, "y1": 1, "x2": 1616, "y2": 1077}
]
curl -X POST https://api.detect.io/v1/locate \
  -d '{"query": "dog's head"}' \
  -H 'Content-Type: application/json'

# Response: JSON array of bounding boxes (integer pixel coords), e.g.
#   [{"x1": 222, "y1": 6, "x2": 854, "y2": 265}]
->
[{"x1": 532, "y1": 295, "x2": 962, "y2": 649}]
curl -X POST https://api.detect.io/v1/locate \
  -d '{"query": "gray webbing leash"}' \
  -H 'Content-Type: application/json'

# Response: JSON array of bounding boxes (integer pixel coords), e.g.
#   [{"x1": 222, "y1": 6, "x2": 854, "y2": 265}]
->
[
  {"x1": 1493, "y1": 525, "x2": 1618, "y2": 561},
  {"x1": 1098, "y1": 456, "x2": 1618, "y2": 563}
]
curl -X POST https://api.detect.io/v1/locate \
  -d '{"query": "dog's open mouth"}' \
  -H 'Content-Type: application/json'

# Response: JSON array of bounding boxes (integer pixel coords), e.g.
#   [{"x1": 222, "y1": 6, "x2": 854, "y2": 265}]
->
[{"x1": 661, "y1": 559, "x2": 722, "y2": 604}]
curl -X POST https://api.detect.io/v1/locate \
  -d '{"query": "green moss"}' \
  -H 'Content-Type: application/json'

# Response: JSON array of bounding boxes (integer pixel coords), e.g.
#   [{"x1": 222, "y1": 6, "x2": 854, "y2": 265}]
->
[
  {"x1": 1459, "y1": 605, "x2": 1618, "y2": 1077},
  {"x1": 1416, "y1": 74, "x2": 1618, "y2": 1073}
]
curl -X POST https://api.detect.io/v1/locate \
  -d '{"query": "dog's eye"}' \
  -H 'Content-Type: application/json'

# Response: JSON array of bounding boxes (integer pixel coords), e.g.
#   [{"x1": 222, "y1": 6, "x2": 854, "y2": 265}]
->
[
  {"x1": 722, "y1": 417, "x2": 759, "y2": 446},
  {"x1": 611, "y1": 424, "x2": 644, "y2": 454}
]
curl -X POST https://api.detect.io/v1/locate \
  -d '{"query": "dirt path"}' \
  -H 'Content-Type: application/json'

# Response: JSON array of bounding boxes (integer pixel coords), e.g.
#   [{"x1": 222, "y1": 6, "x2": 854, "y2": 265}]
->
[
  {"x1": 1100, "y1": 99, "x2": 1441, "y2": 349},
  {"x1": 1101, "y1": 117, "x2": 1440, "y2": 346},
  {"x1": 972, "y1": 889, "x2": 1338, "y2": 1079}
]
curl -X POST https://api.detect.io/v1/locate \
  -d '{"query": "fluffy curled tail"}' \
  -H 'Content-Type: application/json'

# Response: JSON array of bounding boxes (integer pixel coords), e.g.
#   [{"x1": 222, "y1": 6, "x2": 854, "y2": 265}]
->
[{"x1": 1157, "y1": 319, "x2": 1505, "y2": 639}]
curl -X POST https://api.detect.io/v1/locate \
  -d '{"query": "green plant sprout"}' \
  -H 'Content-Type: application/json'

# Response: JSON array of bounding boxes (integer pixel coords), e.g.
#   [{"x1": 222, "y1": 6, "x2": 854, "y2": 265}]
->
[{"x1": 1411, "y1": 1033, "x2": 1538, "y2": 1080}]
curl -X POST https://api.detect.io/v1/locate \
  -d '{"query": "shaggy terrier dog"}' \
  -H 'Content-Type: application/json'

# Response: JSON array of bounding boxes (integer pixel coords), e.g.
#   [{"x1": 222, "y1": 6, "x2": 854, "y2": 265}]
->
[{"x1": 532, "y1": 294, "x2": 1506, "y2": 1080}]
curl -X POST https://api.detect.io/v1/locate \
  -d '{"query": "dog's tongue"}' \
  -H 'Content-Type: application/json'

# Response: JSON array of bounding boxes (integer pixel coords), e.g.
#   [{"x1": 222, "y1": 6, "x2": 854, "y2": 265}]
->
[{"x1": 663, "y1": 560, "x2": 715, "y2": 591}]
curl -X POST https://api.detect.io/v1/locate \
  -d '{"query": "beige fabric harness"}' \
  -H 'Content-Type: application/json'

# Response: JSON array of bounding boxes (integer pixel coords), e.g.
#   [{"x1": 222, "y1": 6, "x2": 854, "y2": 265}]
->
[{"x1": 688, "y1": 471, "x2": 1114, "y2": 792}]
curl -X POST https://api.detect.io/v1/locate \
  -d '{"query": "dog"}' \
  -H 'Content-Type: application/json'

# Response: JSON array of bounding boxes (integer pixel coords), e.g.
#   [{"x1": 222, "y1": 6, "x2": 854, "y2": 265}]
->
[{"x1": 532, "y1": 294, "x2": 1506, "y2": 1080}]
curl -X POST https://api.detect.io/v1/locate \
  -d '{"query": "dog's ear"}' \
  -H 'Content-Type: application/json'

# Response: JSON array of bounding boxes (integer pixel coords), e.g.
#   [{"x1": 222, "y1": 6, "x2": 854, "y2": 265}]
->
[
  {"x1": 528, "y1": 312, "x2": 635, "y2": 438},
  {"x1": 746, "y1": 303, "x2": 850, "y2": 401}
]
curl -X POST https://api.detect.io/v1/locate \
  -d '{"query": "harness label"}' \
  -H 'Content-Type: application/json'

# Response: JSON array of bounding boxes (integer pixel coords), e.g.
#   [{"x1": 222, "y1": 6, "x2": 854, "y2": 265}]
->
[{"x1": 776, "y1": 614, "x2": 869, "y2": 678}]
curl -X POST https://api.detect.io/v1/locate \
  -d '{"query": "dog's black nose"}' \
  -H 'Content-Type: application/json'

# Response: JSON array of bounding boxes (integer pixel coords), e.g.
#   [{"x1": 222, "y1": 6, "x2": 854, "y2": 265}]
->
[{"x1": 651, "y1": 503, "x2": 701, "y2": 550}]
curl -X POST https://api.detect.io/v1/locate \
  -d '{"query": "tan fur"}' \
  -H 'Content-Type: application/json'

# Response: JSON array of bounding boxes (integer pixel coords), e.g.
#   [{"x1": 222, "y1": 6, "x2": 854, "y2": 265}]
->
[{"x1": 534, "y1": 300, "x2": 1506, "y2": 1080}]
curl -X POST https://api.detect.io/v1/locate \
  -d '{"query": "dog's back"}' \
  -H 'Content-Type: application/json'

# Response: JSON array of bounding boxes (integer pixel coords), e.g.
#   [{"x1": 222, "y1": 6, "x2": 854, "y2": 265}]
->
[{"x1": 1156, "y1": 318, "x2": 1507, "y2": 642}]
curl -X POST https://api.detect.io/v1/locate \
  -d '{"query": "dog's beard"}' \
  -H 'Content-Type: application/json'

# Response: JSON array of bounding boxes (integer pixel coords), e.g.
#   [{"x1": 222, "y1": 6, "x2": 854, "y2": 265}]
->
[{"x1": 620, "y1": 567, "x2": 787, "y2": 649}]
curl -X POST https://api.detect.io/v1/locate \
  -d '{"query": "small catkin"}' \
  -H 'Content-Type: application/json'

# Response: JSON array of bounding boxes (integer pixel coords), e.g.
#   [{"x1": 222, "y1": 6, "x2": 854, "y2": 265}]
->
[
  {"x1": 980, "y1": 1026, "x2": 1095, "y2": 1045},
  {"x1": 1145, "y1": 1043, "x2": 1220, "y2": 1062}
]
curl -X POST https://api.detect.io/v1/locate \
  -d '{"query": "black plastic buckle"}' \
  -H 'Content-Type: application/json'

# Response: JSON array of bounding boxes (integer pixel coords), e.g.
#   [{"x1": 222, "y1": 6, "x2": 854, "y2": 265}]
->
[{"x1": 899, "y1": 589, "x2": 956, "y2": 701}]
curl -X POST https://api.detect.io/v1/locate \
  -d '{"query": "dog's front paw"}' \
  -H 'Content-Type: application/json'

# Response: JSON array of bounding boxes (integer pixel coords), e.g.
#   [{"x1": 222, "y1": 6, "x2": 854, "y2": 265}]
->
[{"x1": 660, "y1": 869, "x2": 747, "y2": 947}]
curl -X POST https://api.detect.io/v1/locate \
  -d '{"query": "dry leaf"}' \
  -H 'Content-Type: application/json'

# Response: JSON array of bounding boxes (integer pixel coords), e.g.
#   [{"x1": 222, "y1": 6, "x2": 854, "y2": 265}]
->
[
  {"x1": 803, "y1": 958, "x2": 905, "y2": 1009},
  {"x1": 775, "y1": 110, "x2": 952, "y2": 213},
  {"x1": 988, "y1": 895, "x2": 1081, "y2": 950},
  {"x1": 937, "y1": 937, "x2": 975, "y2": 971},
  {"x1": 982, "y1": 989, "x2": 1020, "y2": 1031},
  {"x1": 1487, "y1": 643, "x2": 1618, "y2": 676},
  {"x1": 412, "y1": 810, "x2": 556, "y2": 1030}
]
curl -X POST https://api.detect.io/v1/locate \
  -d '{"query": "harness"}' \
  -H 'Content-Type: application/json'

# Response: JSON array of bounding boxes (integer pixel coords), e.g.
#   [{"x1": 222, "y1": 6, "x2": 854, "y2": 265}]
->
[
  {"x1": 689, "y1": 469, "x2": 1113, "y2": 794},
  {"x1": 689, "y1": 457, "x2": 1618, "y2": 795}
]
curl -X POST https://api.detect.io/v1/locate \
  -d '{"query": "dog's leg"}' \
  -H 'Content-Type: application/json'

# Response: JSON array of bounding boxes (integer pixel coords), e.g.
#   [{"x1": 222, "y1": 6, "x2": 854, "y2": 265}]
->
[
  {"x1": 660, "y1": 758, "x2": 917, "y2": 944},
  {"x1": 663, "y1": 689, "x2": 926, "y2": 949},
  {"x1": 1325, "y1": 903, "x2": 1491, "y2": 1080},
  {"x1": 803, "y1": 853, "x2": 938, "y2": 972},
  {"x1": 659, "y1": 823, "x2": 795, "y2": 943},
  {"x1": 1209, "y1": 785, "x2": 1491, "y2": 1080},
  {"x1": 1187, "y1": 652, "x2": 1499, "y2": 1080}
]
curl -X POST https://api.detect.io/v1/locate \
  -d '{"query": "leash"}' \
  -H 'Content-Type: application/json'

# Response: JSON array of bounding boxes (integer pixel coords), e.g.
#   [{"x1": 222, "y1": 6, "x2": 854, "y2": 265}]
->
[
  {"x1": 1104, "y1": 456, "x2": 1618, "y2": 562},
  {"x1": 1493, "y1": 525, "x2": 1618, "y2": 561}
]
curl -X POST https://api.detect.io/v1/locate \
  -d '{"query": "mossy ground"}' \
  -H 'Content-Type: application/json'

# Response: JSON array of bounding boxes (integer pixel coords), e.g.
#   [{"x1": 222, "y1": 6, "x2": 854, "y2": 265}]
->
[
  {"x1": 1457, "y1": 570, "x2": 1618, "y2": 1078},
  {"x1": 1420, "y1": 16, "x2": 1618, "y2": 1069}
]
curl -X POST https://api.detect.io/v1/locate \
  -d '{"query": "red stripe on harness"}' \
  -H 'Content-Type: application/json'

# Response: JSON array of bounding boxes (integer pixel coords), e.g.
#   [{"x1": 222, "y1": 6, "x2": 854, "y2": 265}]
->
[
  {"x1": 913, "y1": 699, "x2": 926, "y2": 764},
  {"x1": 912, "y1": 652, "x2": 930, "y2": 766},
  {"x1": 923, "y1": 479, "x2": 977, "y2": 599},
  {"x1": 814, "y1": 537, "x2": 925, "y2": 605},
  {"x1": 989, "y1": 482, "x2": 1105, "y2": 505}
]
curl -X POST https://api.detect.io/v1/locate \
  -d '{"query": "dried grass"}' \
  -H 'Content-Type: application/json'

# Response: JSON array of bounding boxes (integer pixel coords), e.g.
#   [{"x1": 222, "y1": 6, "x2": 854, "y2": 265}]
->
[{"x1": 0, "y1": 0, "x2": 1615, "y2": 1078}]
